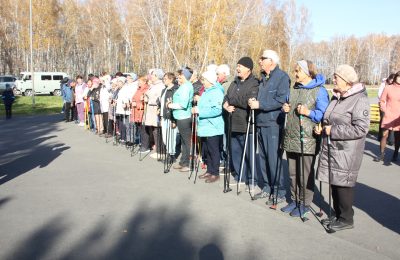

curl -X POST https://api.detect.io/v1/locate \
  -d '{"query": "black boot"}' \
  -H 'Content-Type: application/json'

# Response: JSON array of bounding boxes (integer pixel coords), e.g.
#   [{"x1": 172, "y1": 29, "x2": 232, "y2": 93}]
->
[{"x1": 392, "y1": 151, "x2": 398, "y2": 162}]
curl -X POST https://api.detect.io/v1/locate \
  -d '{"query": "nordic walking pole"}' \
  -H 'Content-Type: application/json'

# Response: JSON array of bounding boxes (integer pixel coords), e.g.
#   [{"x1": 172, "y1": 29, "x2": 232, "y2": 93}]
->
[
  {"x1": 326, "y1": 133, "x2": 336, "y2": 233},
  {"x1": 193, "y1": 134, "x2": 201, "y2": 184},
  {"x1": 223, "y1": 113, "x2": 233, "y2": 193},
  {"x1": 299, "y1": 104, "x2": 308, "y2": 222},
  {"x1": 250, "y1": 109, "x2": 255, "y2": 199},
  {"x1": 164, "y1": 119, "x2": 171, "y2": 173},
  {"x1": 139, "y1": 101, "x2": 148, "y2": 161},
  {"x1": 237, "y1": 111, "x2": 251, "y2": 195},
  {"x1": 315, "y1": 123, "x2": 324, "y2": 217},
  {"x1": 188, "y1": 113, "x2": 196, "y2": 179},
  {"x1": 270, "y1": 112, "x2": 287, "y2": 209}
]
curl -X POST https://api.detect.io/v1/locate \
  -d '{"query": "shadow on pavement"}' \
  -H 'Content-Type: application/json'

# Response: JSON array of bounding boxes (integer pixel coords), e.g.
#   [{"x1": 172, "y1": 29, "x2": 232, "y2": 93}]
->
[
  {"x1": 0, "y1": 196, "x2": 12, "y2": 209},
  {"x1": 355, "y1": 182, "x2": 400, "y2": 235},
  {"x1": 3, "y1": 200, "x2": 260, "y2": 260},
  {"x1": 0, "y1": 115, "x2": 69, "y2": 186}
]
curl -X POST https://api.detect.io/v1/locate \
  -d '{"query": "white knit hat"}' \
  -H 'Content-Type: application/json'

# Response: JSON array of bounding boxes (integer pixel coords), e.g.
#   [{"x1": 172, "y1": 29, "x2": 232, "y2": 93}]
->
[{"x1": 202, "y1": 70, "x2": 217, "y2": 85}]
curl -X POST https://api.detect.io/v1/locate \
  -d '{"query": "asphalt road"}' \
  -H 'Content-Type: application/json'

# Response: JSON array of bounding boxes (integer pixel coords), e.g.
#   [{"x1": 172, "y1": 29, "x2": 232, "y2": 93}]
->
[{"x1": 0, "y1": 114, "x2": 399, "y2": 260}]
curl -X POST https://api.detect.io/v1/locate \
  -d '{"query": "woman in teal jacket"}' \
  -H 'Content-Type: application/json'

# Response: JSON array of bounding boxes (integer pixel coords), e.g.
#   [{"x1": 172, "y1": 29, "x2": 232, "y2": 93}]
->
[
  {"x1": 195, "y1": 71, "x2": 225, "y2": 183},
  {"x1": 167, "y1": 67, "x2": 194, "y2": 172}
]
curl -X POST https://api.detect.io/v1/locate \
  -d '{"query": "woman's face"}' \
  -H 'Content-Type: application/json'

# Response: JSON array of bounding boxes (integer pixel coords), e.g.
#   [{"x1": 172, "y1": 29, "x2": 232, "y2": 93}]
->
[
  {"x1": 333, "y1": 74, "x2": 349, "y2": 93},
  {"x1": 294, "y1": 65, "x2": 309, "y2": 83},
  {"x1": 138, "y1": 79, "x2": 146, "y2": 87},
  {"x1": 177, "y1": 74, "x2": 186, "y2": 85},
  {"x1": 163, "y1": 76, "x2": 172, "y2": 85}
]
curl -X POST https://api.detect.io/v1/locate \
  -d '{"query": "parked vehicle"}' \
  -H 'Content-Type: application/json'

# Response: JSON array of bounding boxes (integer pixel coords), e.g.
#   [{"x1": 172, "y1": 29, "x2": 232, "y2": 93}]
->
[
  {"x1": 0, "y1": 75, "x2": 17, "y2": 95},
  {"x1": 14, "y1": 72, "x2": 69, "y2": 96}
]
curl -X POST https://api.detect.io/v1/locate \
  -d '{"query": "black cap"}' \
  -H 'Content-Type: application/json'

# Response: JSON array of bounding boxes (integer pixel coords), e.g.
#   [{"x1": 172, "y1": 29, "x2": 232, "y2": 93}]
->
[{"x1": 237, "y1": 57, "x2": 254, "y2": 70}]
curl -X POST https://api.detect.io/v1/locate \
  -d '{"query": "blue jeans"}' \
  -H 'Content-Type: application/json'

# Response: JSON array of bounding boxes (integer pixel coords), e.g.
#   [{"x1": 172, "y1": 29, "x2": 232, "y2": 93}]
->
[{"x1": 257, "y1": 126, "x2": 285, "y2": 198}]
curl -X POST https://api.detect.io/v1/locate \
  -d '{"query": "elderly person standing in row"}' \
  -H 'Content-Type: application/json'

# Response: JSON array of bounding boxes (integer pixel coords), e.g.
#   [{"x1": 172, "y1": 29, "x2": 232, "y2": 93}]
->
[
  {"x1": 248, "y1": 50, "x2": 290, "y2": 202},
  {"x1": 193, "y1": 71, "x2": 225, "y2": 183},
  {"x1": 280, "y1": 60, "x2": 329, "y2": 217},
  {"x1": 223, "y1": 57, "x2": 259, "y2": 184},
  {"x1": 168, "y1": 67, "x2": 194, "y2": 172},
  {"x1": 316, "y1": 64, "x2": 369, "y2": 231},
  {"x1": 145, "y1": 69, "x2": 165, "y2": 157}
]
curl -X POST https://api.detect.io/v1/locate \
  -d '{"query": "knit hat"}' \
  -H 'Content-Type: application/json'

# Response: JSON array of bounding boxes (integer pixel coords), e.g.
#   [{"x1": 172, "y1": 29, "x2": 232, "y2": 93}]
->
[
  {"x1": 182, "y1": 68, "x2": 193, "y2": 81},
  {"x1": 334, "y1": 64, "x2": 358, "y2": 84},
  {"x1": 152, "y1": 69, "x2": 164, "y2": 80},
  {"x1": 237, "y1": 57, "x2": 253, "y2": 70},
  {"x1": 297, "y1": 60, "x2": 310, "y2": 76},
  {"x1": 201, "y1": 70, "x2": 217, "y2": 85}
]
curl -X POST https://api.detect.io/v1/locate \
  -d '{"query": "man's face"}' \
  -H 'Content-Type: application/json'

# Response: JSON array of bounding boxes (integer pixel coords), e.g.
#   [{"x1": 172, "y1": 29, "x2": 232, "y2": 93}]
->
[
  {"x1": 259, "y1": 57, "x2": 273, "y2": 73},
  {"x1": 236, "y1": 64, "x2": 250, "y2": 79}
]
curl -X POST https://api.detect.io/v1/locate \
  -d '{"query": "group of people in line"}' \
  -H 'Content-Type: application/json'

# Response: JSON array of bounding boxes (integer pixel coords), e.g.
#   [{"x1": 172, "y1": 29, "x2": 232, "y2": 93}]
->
[{"x1": 59, "y1": 49, "x2": 400, "y2": 233}]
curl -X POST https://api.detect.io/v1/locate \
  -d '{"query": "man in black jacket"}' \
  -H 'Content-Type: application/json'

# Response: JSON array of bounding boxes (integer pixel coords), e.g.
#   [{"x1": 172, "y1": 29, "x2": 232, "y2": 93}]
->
[
  {"x1": 222, "y1": 57, "x2": 259, "y2": 185},
  {"x1": 248, "y1": 50, "x2": 290, "y2": 203}
]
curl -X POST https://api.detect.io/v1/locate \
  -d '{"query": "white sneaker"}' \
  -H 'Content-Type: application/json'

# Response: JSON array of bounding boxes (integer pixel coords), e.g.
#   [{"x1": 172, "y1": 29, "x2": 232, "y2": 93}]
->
[
  {"x1": 150, "y1": 153, "x2": 160, "y2": 159},
  {"x1": 78, "y1": 122, "x2": 85, "y2": 126}
]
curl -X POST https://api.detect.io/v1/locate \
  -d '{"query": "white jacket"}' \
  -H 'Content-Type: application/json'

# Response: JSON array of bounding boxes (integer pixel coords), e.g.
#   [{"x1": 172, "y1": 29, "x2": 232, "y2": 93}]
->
[
  {"x1": 116, "y1": 82, "x2": 138, "y2": 115},
  {"x1": 100, "y1": 82, "x2": 112, "y2": 113}
]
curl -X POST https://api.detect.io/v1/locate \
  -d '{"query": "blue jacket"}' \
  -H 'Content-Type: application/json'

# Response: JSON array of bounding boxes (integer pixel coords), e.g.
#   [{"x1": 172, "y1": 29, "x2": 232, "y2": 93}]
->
[
  {"x1": 62, "y1": 84, "x2": 74, "y2": 103},
  {"x1": 256, "y1": 66, "x2": 290, "y2": 127},
  {"x1": 172, "y1": 81, "x2": 193, "y2": 120},
  {"x1": 294, "y1": 74, "x2": 329, "y2": 123},
  {"x1": 197, "y1": 85, "x2": 224, "y2": 137},
  {"x1": 2, "y1": 89, "x2": 15, "y2": 105}
]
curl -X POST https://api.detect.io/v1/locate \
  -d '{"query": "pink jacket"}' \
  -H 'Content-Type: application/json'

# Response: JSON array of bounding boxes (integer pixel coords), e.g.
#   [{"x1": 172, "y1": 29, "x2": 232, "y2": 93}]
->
[{"x1": 380, "y1": 83, "x2": 400, "y2": 131}]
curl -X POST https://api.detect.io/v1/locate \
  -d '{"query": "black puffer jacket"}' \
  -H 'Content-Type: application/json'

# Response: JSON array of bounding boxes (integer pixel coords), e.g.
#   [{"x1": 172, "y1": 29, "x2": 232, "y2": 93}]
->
[{"x1": 224, "y1": 74, "x2": 259, "y2": 133}]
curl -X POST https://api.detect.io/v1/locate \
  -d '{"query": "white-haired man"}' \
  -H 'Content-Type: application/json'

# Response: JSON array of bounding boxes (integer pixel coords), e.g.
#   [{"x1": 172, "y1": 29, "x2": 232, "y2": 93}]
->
[
  {"x1": 217, "y1": 64, "x2": 233, "y2": 94},
  {"x1": 248, "y1": 50, "x2": 290, "y2": 204}
]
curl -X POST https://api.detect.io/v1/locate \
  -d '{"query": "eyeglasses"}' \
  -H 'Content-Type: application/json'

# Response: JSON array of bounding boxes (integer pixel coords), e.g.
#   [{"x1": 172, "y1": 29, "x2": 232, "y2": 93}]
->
[{"x1": 260, "y1": 57, "x2": 270, "y2": 61}]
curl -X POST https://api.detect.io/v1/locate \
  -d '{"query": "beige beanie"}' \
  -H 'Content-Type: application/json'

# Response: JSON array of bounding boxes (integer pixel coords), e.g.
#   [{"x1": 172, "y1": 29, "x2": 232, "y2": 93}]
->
[{"x1": 335, "y1": 64, "x2": 358, "y2": 84}]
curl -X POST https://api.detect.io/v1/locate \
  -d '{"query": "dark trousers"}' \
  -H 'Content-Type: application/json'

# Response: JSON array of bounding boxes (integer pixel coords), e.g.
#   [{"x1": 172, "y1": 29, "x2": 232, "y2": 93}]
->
[
  {"x1": 139, "y1": 123, "x2": 150, "y2": 151},
  {"x1": 286, "y1": 152, "x2": 316, "y2": 205},
  {"x1": 231, "y1": 132, "x2": 254, "y2": 184},
  {"x1": 5, "y1": 104, "x2": 12, "y2": 119},
  {"x1": 102, "y1": 112, "x2": 108, "y2": 134},
  {"x1": 332, "y1": 185, "x2": 354, "y2": 224},
  {"x1": 65, "y1": 102, "x2": 72, "y2": 121},
  {"x1": 177, "y1": 118, "x2": 192, "y2": 167},
  {"x1": 257, "y1": 126, "x2": 285, "y2": 198},
  {"x1": 118, "y1": 115, "x2": 129, "y2": 141},
  {"x1": 202, "y1": 135, "x2": 222, "y2": 175}
]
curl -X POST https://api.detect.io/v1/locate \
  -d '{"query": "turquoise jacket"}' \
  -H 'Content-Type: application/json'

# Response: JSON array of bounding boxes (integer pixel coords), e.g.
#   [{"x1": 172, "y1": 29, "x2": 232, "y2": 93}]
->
[
  {"x1": 172, "y1": 81, "x2": 193, "y2": 120},
  {"x1": 197, "y1": 85, "x2": 224, "y2": 137}
]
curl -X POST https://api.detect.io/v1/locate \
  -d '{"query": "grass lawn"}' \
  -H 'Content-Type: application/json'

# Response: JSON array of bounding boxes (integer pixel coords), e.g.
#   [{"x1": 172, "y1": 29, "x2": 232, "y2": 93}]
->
[{"x1": 0, "y1": 96, "x2": 63, "y2": 116}]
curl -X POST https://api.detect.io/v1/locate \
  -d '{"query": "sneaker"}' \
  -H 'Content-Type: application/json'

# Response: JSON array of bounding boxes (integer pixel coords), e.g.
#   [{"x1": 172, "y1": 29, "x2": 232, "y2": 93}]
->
[
  {"x1": 289, "y1": 204, "x2": 310, "y2": 218},
  {"x1": 267, "y1": 195, "x2": 286, "y2": 205},
  {"x1": 321, "y1": 216, "x2": 336, "y2": 225},
  {"x1": 281, "y1": 202, "x2": 297, "y2": 213},
  {"x1": 253, "y1": 191, "x2": 270, "y2": 200},
  {"x1": 78, "y1": 122, "x2": 85, "y2": 126},
  {"x1": 179, "y1": 166, "x2": 190, "y2": 172},
  {"x1": 150, "y1": 153, "x2": 160, "y2": 159},
  {"x1": 328, "y1": 219, "x2": 354, "y2": 231},
  {"x1": 139, "y1": 149, "x2": 150, "y2": 154}
]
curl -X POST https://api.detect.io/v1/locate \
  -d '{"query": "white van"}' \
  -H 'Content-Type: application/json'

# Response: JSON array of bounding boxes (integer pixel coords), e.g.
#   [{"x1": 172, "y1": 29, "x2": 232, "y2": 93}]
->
[{"x1": 15, "y1": 72, "x2": 69, "y2": 96}]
